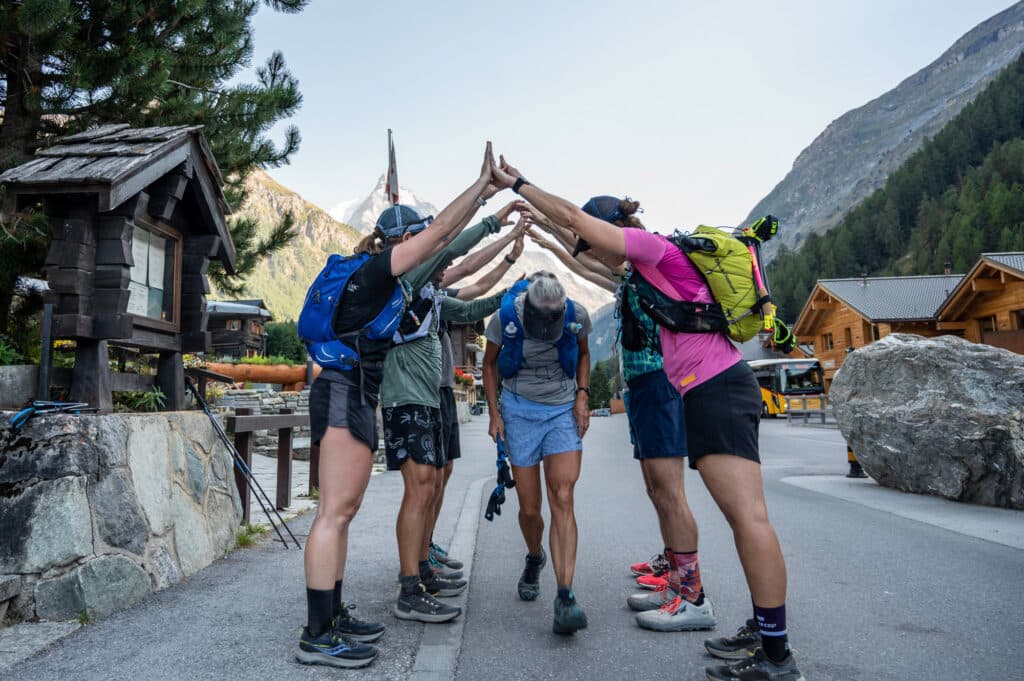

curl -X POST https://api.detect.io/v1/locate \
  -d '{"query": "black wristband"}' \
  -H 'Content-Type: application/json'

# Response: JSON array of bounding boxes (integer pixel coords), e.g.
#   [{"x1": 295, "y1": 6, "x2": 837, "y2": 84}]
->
[
  {"x1": 512, "y1": 177, "x2": 530, "y2": 194},
  {"x1": 576, "y1": 386, "x2": 590, "y2": 396},
  {"x1": 504, "y1": 255, "x2": 516, "y2": 265}
]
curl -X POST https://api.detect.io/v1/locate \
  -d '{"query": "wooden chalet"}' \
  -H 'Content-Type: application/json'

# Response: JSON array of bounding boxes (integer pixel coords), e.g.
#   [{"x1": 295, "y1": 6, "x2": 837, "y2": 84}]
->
[
  {"x1": 793, "y1": 274, "x2": 963, "y2": 390},
  {"x1": 0, "y1": 124, "x2": 236, "y2": 411},
  {"x1": 207, "y1": 299, "x2": 272, "y2": 359},
  {"x1": 935, "y1": 252, "x2": 1024, "y2": 354}
]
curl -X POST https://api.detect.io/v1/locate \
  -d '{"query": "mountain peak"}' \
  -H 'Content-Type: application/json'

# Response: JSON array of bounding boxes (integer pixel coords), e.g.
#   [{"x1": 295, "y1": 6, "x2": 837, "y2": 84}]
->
[{"x1": 339, "y1": 173, "x2": 441, "y2": 233}]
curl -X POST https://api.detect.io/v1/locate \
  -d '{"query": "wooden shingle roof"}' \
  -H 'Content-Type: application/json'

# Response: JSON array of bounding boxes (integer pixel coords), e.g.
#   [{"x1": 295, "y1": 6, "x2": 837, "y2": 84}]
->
[{"x1": 1, "y1": 124, "x2": 235, "y2": 271}]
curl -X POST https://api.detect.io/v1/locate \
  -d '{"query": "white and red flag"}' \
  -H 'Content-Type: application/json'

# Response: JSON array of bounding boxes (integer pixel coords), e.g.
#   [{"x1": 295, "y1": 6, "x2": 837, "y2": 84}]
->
[{"x1": 385, "y1": 129, "x2": 399, "y2": 205}]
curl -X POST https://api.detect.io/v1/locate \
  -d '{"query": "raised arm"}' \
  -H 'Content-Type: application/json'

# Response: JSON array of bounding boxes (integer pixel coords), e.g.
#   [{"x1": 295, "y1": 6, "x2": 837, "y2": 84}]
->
[
  {"x1": 391, "y1": 142, "x2": 494, "y2": 276},
  {"x1": 490, "y1": 154, "x2": 627, "y2": 258},
  {"x1": 525, "y1": 204, "x2": 624, "y2": 278},
  {"x1": 455, "y1": 233, "x2": 525, "y2": 300},
  {"x1": 528, "y1": 231, "x2": 618, "y2": 293},
  {"x1": 440, "y1": 205, "x2": 525, "y2": 288}
]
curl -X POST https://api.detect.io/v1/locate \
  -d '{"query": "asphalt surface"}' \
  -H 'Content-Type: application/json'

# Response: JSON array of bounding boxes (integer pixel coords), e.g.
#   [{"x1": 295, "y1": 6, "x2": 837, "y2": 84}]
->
[
  {"x1": 457, "y1": 416, "x2": 1024, "y2": 681},
  {"x1": 5, "y1": 415, "x2": 1023, "y2": 681}
]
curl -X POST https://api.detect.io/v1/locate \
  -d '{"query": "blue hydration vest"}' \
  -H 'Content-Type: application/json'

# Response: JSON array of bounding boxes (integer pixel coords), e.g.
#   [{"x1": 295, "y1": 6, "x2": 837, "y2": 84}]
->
[
  {"x1": 298, "y1": 253, "x2": 408, "y2": 371},
  {"x1": 497, "y1": 280, "x2": 580, "y2": 379}
]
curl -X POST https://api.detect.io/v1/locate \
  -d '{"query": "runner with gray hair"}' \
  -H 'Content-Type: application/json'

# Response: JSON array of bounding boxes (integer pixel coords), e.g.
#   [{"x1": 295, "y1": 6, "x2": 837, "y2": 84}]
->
[{"x1": 482, "y1": 270, "x2": 593, "y2": 635}]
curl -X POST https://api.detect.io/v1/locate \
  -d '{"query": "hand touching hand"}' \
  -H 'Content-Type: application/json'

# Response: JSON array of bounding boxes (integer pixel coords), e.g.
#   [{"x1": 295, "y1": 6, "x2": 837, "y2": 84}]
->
[
  {"x1": 494, "y1": 200, "x2": 523, "y2": 226},
  {"x1": 480, "y1": 141, "x2": 495, "y2": 182},
  {"x1": 489, "y1": 152, "x2": 519, "y2": 189}
]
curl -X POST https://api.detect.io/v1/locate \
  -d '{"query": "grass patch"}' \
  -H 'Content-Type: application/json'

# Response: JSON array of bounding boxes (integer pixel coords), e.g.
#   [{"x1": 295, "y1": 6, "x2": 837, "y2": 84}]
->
[
  {"x1": 78, "y1": 608, "x2": 91, "y2": 625},
  {"x1": 235, "y1": 523, "x2": 267, "y2": 548}
]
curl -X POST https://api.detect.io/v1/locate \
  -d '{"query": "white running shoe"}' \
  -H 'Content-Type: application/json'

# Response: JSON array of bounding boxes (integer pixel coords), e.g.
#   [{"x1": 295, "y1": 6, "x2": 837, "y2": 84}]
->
[
  {"x1": 636, "y1": 594, "x2": 716, "y2": 632},
  {"x1": 627, "y1": 583, "x2": 677, "y2": 612}
]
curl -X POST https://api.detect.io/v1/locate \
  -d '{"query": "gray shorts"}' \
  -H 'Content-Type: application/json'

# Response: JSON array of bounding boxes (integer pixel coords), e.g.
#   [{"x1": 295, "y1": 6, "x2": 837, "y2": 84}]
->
[{"x1": 309, "y1": 372, "x2": 378, "y2": 453}]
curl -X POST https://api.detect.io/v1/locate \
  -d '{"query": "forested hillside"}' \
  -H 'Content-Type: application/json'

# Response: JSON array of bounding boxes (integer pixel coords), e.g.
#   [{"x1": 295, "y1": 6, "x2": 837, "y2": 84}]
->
[{"x1": 768, "y1": 53, "x2": 1024, "y2": 318}]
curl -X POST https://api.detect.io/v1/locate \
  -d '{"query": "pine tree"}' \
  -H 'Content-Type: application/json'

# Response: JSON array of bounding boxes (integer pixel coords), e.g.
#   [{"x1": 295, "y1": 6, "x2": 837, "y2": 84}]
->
[{"x1": 0, "y1": 0, "x2": 309, "y2": 330}]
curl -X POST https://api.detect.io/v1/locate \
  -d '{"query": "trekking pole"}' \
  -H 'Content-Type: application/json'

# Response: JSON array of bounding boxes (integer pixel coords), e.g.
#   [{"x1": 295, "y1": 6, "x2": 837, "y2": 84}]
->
[{"x1": 185, "y1": 379, "x2": 301, "y2": 549}]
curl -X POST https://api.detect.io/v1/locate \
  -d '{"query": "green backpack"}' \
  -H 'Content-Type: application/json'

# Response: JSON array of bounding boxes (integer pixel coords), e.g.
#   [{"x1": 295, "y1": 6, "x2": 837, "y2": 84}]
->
[{"x1": 627, "y1": 217, "x2": 778, "y2": 343}]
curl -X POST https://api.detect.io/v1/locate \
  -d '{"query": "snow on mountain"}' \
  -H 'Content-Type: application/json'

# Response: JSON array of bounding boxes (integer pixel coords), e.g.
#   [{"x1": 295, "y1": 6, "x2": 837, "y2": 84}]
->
[{"x1": 340, "y1": 173, "x2": 441, "y2": 234}]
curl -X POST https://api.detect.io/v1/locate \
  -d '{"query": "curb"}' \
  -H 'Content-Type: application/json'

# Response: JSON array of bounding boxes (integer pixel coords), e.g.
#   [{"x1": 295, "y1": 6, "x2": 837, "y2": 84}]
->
[{"x1": 408, "y1": 475, "x2": 488, "y2": 681}]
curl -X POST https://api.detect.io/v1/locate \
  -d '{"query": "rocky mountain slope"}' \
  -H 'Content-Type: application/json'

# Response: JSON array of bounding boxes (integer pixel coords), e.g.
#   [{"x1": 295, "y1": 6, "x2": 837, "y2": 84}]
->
[
  {"x1": 227, "y1": 170, "x2": 612, "y2": 321},
  {"x1": 225, "y1": 169, "x2": 363, "y2": 319},
  {"x1": 338, "y1": 173, "x2": 440, "y2": 234},
  {"x1": 744, "y1": 1, "x2": 1024, "y2": 259}
]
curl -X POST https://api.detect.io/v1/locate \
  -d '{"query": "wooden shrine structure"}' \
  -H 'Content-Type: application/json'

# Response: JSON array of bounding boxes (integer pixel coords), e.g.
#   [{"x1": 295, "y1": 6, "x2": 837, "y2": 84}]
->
[{"x1": 0, "y1": 124, "x2": 236, "y2": 411}]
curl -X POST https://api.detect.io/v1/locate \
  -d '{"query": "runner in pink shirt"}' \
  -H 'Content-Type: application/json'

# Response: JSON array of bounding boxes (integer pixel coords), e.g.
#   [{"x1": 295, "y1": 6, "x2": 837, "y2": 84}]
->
[{"x1": 490, "y1": 153, "x2": 806, "y2": 681}]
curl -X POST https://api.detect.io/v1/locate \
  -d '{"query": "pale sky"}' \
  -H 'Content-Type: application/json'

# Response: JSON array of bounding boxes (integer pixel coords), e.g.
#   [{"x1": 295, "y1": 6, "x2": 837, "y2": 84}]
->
[{"x1": 248, "y1": 0, "x2": 1016, "y2": 231}]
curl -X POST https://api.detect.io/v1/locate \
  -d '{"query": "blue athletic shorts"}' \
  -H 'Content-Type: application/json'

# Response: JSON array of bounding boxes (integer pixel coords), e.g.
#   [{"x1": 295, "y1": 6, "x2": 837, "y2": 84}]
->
[
  {"x1": 624, "y1": 370, "x2": 687, "y2": 460},
  {"x1": 500, "y1": 392, "x2": 582, "y2": 468}
]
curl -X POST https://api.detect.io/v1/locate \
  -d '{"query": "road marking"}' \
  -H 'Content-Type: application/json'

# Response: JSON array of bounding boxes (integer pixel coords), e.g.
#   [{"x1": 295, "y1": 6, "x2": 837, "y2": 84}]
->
[{"x1": 409, "y1": 476, "x2": 488, "y2": 681}]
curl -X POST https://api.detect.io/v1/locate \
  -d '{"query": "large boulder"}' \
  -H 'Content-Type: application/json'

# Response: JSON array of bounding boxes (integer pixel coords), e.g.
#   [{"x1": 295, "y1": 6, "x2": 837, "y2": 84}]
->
[{"x1": 830, "y1": 334, "x2": 1024, "y2": 509}]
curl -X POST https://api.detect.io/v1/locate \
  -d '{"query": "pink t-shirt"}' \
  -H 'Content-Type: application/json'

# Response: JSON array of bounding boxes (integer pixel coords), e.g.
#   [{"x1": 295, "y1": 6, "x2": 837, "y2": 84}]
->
[{"x1": 623, "y1": 229, "x2": 741, "y2": 395}]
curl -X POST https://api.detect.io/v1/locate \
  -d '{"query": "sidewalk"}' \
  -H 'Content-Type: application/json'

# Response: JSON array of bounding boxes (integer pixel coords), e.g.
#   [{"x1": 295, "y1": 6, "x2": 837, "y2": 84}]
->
[{"x1": 0, "y1": 417, "x2": 497, "y2": 681}]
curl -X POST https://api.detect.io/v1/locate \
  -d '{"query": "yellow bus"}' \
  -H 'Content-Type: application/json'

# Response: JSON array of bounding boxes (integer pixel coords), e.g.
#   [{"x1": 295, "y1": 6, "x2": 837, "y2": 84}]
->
[{"x1": 748, "y1": 358, "x2": 825, "y2": 417}]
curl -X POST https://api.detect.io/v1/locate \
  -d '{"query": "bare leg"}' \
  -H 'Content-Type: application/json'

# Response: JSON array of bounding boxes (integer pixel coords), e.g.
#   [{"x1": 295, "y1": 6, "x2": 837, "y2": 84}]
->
[
  {"x1": 512, "y1": 464, "x2": 544, "y2": 555},
  {"x1": 304, "y1": 427, "x2": 373, "y2": 590},
  {"x1": 421, "y1": 466, "x2": 445, "y2": 561},
  {"x1": 543, "y1": 450, "x2": 582, "y2": 588},
  {"x1": 640, "y1": 457, "x2": 699, "y2": 551},
  {"x1": 696, "y1": 454, "x2": 786, "y2": 606},
  {"x1": 426, "y1": 461, "x2": 454, "y2": 555},
  {"x1": 397, "y1": 460, "x2": 438, "y2": 577}
]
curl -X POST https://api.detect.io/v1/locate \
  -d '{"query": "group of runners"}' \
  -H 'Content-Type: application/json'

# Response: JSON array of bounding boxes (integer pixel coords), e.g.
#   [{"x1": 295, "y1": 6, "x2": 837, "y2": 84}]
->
[{"x1": 297, "y1": 142, "x2": 805, "y2": 681}]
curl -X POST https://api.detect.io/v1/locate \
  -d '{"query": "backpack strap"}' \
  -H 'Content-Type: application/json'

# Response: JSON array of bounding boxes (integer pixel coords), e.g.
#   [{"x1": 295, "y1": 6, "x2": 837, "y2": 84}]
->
[
  {"x1": 497, "y1": 289, "x2": 525, "y2": 378},
  {"x1": 554, "y1": 299, "x2": 580, "y2": 378}
]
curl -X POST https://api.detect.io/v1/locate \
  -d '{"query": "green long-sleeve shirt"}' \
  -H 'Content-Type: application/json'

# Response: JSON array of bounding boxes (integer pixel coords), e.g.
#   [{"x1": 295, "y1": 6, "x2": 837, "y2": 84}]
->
[{"x1": 380, "y1": 216, "x2": 504, "y2": 409}]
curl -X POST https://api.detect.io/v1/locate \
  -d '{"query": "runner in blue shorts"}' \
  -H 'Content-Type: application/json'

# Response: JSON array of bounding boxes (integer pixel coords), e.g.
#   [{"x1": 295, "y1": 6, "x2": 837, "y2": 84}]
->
[{"x1": 483, "y1": 271, "x2": 592, "y2": 635}]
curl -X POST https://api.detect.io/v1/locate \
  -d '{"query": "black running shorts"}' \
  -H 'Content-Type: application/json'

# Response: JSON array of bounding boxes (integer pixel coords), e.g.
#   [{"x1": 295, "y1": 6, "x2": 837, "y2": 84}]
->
[
  {"x1": 439, "y1": 387, "x2": 462, "y2": 463},
  {"x1": 683, "y1": 360, "x2": 761, "y2": 470},
  {"x1": 382, "y1": 404, "x2": 446, "y2": 470},
  {"x1": 309, "y1": 372, "x2": 379, "y2": 453}
]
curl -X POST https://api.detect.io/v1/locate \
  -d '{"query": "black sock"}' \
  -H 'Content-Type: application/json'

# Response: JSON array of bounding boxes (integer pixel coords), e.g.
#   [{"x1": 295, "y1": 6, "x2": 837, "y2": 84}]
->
[
  {"x1": 332, "y1": 580, "x2": 343, "y2": 618},
  {"x1": 306, "y1": 588, "x2": 334, "y2": 638},
  {"x1": 418, "y1": 559, "x2": 432, "y2": 581},
  {"x1": 753, "y1": 603, "x2": 790, "y2": 663},
  {"x1": 556, "y1": 585, "x2": 572, "y2": 601},
  {"x1": 400, "y1": 574, "x2": 421, "y2": 595}
]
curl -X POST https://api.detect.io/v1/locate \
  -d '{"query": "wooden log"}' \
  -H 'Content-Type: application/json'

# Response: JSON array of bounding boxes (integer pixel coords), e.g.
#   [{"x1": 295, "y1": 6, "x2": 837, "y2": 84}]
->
[
  {"x1": 206, "y1": 361, "x2": 321, "y2": 385},
  {"x1": 276, "y1": 408, "x2": 294, "y2": 510},
  {"x1": 48, "y1": 268, "x2": 93, "y2": 293},
  {"x1": 59, "y1": 243, "x2": 95, "y2": 270},
  {"x1": 92, "y1": 314, "x2": 132, "y2": 339},
  {"x1": 95, "y1": 238, "x2": 133, "y2": 265},
  {"x1": 233, "y1": 407, "x2": 253, "y2": 524},
  {"x1": 181, "y1": 273, "x2": 210, "y2": 295},
  {"x1": 95, "y1": 216, "x2": 132, "y2": 240},
  {"x1": 69, "y1": 339, "x2": 113, "y2": 412},
  {"x1": 52, "y1": 313, "x2": 94, "y2": 338},
  {"x1": 180, "y1": 331, "x2": 211, "y2": 353},
  {"x1": 225, "y1": 412, "x2": 309, "y2": 434},
  {"x1": 93, "y1": 289, "x2": 130, "y2": 314},
  {"x1": 57, "y1": 294, "x2": 92, "y2": 316},
  {"x1": 155, "y1": 351, "x2": 185, "y2": 411},
  {"x1": 49, "y1": 217, "x2": 95, "y2": 244},
  {"x1": 181, "y1": 254, "x2": 211, "y2": 275},
  {"x1": 184, "y1": 235, "x2": 220, "y2": 257},
  {"x1": 94, "y1": 264, "x2": 130, "y2": 289}
]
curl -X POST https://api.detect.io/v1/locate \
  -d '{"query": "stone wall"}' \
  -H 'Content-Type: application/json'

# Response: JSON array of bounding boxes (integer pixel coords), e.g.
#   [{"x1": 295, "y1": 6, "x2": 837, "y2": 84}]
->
[
  {"x1": 0, "y1": 412, "x2": 242, "y2": 624},
  {"x1": 216, "y1": 389, "x2": 312, "y2": 459}
]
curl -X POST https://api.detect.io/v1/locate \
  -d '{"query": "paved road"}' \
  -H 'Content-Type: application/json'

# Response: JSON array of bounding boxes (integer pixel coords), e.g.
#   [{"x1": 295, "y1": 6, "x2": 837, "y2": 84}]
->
[
  {"x1": 457, "y1": 415, "x2": 1024, "y2": 681},
  {"x1": 5, "y1": 414, "x2": 1022, "y2": 681}
]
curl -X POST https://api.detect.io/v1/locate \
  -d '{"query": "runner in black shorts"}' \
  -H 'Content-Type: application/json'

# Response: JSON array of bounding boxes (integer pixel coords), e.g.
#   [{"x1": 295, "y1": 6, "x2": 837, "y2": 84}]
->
[
  {"x1": 489, "y1": 156, "x2": 806, "y2": 681},
  {"x1": 297, "y1": 144, "x2": 499, "y2": 669}
]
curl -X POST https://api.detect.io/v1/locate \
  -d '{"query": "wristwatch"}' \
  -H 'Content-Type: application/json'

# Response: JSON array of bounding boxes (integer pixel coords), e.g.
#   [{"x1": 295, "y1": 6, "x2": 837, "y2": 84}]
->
[
  {"x1": 512, "y1": 177, "x2": 531, "y2": 194},
  {"x1": 576, "y1": 386, "x2": 591, "y2": 396},
  {"x1": 504, "y1": 255, "x2": 516, "y2": 265},
  {"x1": 476, "y1": 196, "x2": 487, "y2": 207}
]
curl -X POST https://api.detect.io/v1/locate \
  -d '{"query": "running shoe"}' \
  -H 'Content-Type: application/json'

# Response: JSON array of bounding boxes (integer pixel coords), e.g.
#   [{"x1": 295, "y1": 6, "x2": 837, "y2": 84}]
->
[
  {"x1": 552, "y1": 591, "x2": 588, "y2": 635},
  {"x1": 422, "y1": 573, "x2": 467, "y2": 598},
  {"x1": 705, "y1": 648, "x2": 805, "y2": 681},
  {"x1": 636, "y1": 573, "x2": 668, "y2": 590},
  {"x1": 517, "y1": 548, "x2": 547, "y2": 601},
  {"x1": 636, "y1": 593, "x2": 716, "y2": 632},
  {"x1": 627, "y1": 582, "x2": 677, "y2": 612},
  {"x1": 295, "y1": 626, "x2": 379, "y2": 669},
  {"x1": 630, "y1": 553, "x2": 670, "y2": 577},
  {"x1": 393, "y1": 584, "x2": 462, "y2": 623},
  {"x1": 704, "y1": 618, "x2": 760, "y2": 660},
  {"x1": 428, "y1": 552, "x2": 464, "y2": 580},
  {"x1": 430, "y1": 542, "x2": 464, "y2": 570},
  {"x1": 333, "y1": 602, "x2": 385, "y2": 643}
]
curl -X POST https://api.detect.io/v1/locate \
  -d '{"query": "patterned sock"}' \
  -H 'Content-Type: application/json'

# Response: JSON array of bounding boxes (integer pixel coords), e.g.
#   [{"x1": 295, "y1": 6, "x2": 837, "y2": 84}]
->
[
  {"x1": 672, "y1": 550, "x2": 702, "y2": 602},
  {"x1": 306, "y1": 588, "x2": 334, "y2": 638},
  {"x1": 331, "y1": 579, "x2": 343, "y2": 618},
  {"x1": 753, "y1": 603, "x2": 790, "y2": 663}
]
